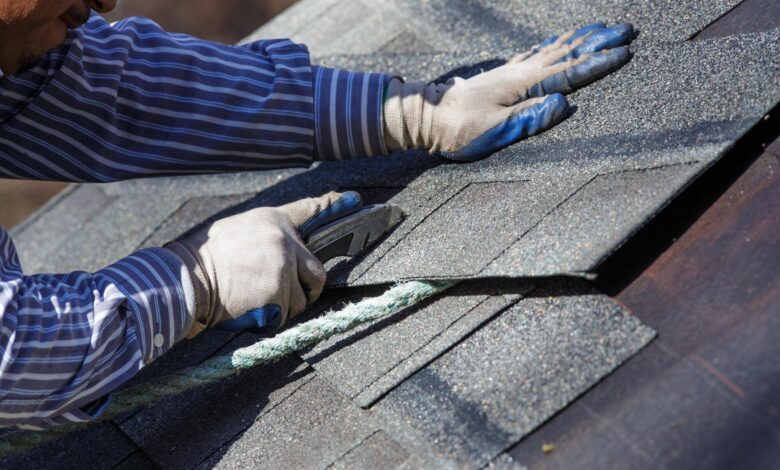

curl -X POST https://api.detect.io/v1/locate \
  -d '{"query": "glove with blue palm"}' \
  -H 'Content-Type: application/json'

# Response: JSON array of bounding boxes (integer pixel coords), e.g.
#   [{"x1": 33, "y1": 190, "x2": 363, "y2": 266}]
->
[
  {"x1": 383, "y1": 22, "x2": 636, "y2": 162},
  {"x1": 166, "y1": 191, "x2": 364, "y2": 338}
]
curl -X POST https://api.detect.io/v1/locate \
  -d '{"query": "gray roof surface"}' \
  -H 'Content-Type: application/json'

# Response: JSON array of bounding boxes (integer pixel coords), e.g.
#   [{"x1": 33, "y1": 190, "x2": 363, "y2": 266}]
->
[{"x1": 6, "y1": 0, "x2": 779, "y2": 468}]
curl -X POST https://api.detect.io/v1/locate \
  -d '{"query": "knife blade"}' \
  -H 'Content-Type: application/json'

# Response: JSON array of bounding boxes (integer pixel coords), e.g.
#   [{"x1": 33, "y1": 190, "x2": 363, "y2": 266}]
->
[{"x1": 305, "y1": 203, "x2": 405, "y2": 263}]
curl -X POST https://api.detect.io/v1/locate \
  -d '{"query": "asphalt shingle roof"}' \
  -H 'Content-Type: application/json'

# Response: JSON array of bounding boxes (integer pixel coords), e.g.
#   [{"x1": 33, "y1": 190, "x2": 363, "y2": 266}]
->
[{"x1": 6, "y1": 0, "x2": 779, "y2": 468}]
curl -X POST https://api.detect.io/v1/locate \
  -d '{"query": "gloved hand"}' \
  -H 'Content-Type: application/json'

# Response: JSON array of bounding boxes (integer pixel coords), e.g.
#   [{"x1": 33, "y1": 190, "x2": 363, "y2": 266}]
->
[
  {"x1": 166, "y1": 191, "x2": 364, "y2": 338},
  {"x1": 384, "y1": 22, "x2": 636, "y2": 162}
]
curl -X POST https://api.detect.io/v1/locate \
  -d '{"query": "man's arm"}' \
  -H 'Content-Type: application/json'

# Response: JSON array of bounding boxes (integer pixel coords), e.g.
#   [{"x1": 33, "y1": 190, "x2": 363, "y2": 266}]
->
[
  {"x1": 0, "y1": 189, "x2": 355, "y2": 429},
  {"x1": 0, "y1": 227, "x2": 193, "y2": 429},
  {"x1": 0, "y1": 14, "x2": 390, "y2": 182}
]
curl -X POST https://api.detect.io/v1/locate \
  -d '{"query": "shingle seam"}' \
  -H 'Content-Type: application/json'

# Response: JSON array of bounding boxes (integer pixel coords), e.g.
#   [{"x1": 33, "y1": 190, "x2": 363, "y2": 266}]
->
[
  {"x1": 195, "y1": 371, "x2": 318, "y2": 467},
  {"x1": 473, "y1": 162, "x2": 702, "y2": 280},
  {"x1": 476, "y1": 174, "x2": 599, "y2": 277},
  {"x1": 110, "y1": 448, "x2": 155, "y2": 470},
  {"x1": 588, "y1": 162, "x2": 705, "y2": 270},
  {"x1": 357, "y1": 292, "x2": 524, "y2": 407},
  {"x1": 106, "y1": 421, "x2": 149, "y2": 469},
  {"x1": 353, "y1": 294, "x2": 497, "y2": 396},
  {"x1": 351, "y1": 181, "x2": 486, "y2": 283},
  {"x1": 323, "y1": 429, "x2": 382, "y2": 470},
  {"x1": 133, "y1": 199, "x2": 189, "y2": 250}
]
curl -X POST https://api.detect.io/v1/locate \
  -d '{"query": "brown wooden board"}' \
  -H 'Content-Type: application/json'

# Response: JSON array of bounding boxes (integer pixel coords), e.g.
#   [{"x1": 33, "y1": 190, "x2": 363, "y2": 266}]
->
[{"x1": 507, "y1": 145, "x2": 780, "y2": 468}]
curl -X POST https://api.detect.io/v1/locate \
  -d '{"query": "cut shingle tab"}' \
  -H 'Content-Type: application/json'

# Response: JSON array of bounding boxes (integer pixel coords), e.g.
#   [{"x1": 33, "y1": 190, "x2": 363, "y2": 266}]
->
[
  {"x1": 373, "y1": 282, "x2": 655, "y2": 469},
  {"x1": 359, "y1": 181, "x2": 548, "y2": 280}
]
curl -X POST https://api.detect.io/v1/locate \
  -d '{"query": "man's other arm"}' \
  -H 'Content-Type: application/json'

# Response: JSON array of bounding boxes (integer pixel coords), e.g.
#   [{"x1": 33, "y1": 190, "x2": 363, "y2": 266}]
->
[{"x1": 0, "y1": 14, "x2": 391, "y2": 182}]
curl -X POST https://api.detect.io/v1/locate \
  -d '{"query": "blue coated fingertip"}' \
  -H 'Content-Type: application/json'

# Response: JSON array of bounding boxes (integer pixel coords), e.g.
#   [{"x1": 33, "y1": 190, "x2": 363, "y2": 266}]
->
[
  {"x1": 568, "y1": 45, "x2": 632, "y2": 85},
  {"x1": 442, "y1": 94, "x2": 569, "y2": 162},
  {"x1": 216, "y1": 304, "x2": 282, "y2": 332},
  {"x1": 298, "y1": 190, "x2": 364, "y2": 238},
  {"x1": 566, "y1": 22, "x2": 607, "y2": 44},
  {"x1": 535, "y1": 45, "x2": 632, "y2": 95},
  {"x1": 539, "y1": 34, "x2": 559, "y2": 48},
  {"x1": 565, "y1": 23, "x2": 634, "y2": 59}
]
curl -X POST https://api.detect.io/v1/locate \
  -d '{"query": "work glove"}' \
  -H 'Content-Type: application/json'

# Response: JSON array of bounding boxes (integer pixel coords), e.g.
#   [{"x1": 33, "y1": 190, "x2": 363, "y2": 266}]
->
[
  {"x1": 384, "y1": 22, "x2": 636, "y2": 162},
  {"x1": 166, "y1": 191, "x2": 364, "y2": 338}
]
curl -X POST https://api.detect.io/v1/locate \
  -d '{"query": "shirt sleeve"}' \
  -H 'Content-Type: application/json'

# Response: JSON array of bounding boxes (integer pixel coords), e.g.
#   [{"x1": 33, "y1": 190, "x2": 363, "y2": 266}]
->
[
  {"x1": 0, "y1": 227, "x2": 194, "y2": 429},
  {"x1": 0, "y1": 14, "x2": 394, "y2": 182}
]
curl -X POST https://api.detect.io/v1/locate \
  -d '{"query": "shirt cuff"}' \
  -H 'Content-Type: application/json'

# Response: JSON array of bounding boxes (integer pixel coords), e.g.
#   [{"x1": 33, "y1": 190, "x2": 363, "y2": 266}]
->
[
  {"x1": 97, "y1": 248, "x2": 195, "y2": 364},
  {"x1": 312, "y1": 66, "x2": 396, "y2": 160}
]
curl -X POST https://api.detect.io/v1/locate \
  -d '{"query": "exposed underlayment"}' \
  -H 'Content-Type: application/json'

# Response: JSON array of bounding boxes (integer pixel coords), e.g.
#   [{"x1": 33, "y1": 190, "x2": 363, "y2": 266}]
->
[{"x1": 6, "y1": 0, "x2": 778, "y2": 468}]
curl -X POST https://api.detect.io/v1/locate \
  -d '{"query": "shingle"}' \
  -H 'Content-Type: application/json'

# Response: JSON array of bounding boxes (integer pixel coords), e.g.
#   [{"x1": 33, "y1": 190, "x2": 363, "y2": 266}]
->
[
  {"x1": 139, "y1": 193, "x2": 255, "y2": 248},
  {"x1": 15, "y1": 190, "x2": 185, "y2": 273},
  {"x1": 482, "y1": 164, "x2": 702, "y2": 277},
  {"x1": 302, "y1": 281, "x2": 532, "y2": 407},
  {"x1": 357, "y1": 179, "x2": 577, "y2": 280},
  {"x1": 477, "y1": 0, "x2": 742, "y2": 42},
  {"x1": 693, "y1": 0, "x2": 780, "y2": 41},
  {"x1": 245, "y1": 0, "x2": 448, "y2": 56},
  {"x1": 112, "y1": 450, "x2": 158, "y2": 470},
  {"x1": 0, "y1": 422, "x2": 138, "y2": 470},
  {"x1": 373, "y1": 281, "x2": 655, "y2": 468},
  {"x1": 98, "y1": 168, "x2": 300, "y2": 199},
  {"x1": 288, "y1": 0, "x2": 372, "y2": 48},
  {"x1": 324, "y1": 174, "x2": 463, "y2": 285},
  {"x1": 198, "y1": 376, "x2": 378, "y2": 470},
  {"x1": 10, "y1": 185, "x2": 116, "y2": 273},
  {"x1": 119, "y1": 333, "x2": 314, "y2": 469}
]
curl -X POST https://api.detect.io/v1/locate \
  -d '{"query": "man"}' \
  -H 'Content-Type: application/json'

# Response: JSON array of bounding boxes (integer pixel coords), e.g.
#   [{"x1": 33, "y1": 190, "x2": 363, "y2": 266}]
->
[{"x1": 0, "y1": 0, "x2": 635, "y2": 429}]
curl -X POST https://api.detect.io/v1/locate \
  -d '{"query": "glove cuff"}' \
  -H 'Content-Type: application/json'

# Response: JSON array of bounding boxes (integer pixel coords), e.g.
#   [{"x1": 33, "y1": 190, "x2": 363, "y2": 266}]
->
[
  {"x1": 383, "y1": 78, "x2": 429, "y2": 151},
  {"x1": 164, "y1": 241, "x2": 214, "y2": 338}
]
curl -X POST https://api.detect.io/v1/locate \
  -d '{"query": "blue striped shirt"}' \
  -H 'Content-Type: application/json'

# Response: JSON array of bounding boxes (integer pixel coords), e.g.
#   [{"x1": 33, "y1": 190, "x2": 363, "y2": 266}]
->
[{"x1": 0, "y1": 14, "x2": 391, "y2": 429}]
